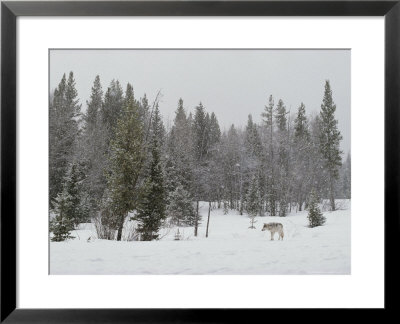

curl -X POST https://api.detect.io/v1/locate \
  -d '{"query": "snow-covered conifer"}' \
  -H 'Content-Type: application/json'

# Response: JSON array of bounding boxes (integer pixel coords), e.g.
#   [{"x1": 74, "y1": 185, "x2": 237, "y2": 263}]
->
[
  {"x1": 292, "y1": 102, "x2": 313, "y2": 211},
  {"x1": 106, "y1": 83, "x2": 144, "y2": 241},
  {"x1": 165, "y1": 99, "x2": 196, "y2": 224},
  {"x1": 81, "y1": 75, "x2": 108, "y2": 216},
  {"x1": 262, "y1": 95, "x2": 277, "y2": 216},
  {"x1": 167, "y1": 185, "x2": 196, "y2": 226},
  {"x1": 101, "y1": 79, "x2": 124, "y2": 141},
  {"x1": 307, "y1": 189, "x2": 326, "y2": 227},
  {"x1": 49, "y1": 72, "x2": 82, "y2": 208},
  {"x1": 319, "y1": 81, "x2": 343, "y2": 211},
  {"x1": 50, "y1": 162, "x2": 89, "y2": 241},
  {"x1": 275, "y1": 99, "x2": 289, "y2": 217},
  {"x1": 134, "y1": 105, "x2": 167, "y2": 241}
]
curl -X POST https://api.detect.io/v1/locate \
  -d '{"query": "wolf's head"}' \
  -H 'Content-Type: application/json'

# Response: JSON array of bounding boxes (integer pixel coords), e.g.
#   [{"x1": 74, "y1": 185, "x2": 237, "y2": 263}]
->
[{"x1": 261, "y1": 223, "x2": 270, "y2": 231}]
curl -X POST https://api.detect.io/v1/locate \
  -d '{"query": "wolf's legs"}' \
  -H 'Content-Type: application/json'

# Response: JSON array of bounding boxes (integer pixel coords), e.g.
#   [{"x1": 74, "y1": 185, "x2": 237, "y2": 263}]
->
[{"x1": 270, "y1": 232, "x2": 274, "y2": 240}]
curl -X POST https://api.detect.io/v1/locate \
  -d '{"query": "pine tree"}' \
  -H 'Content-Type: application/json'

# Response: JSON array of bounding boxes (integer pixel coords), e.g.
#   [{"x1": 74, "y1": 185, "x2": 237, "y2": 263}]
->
[
  {"x1": 243, "y1": 114, "x2": 264, "y2": 215},
  {"x1": 167, "y1": 185, "x2": 196, "y2": 226},
  {"x1": 262, "y1": 95, "x2": 274, "y2": 130},
  {"x1": 134, "y1": 105, "x2": 166, "y2": 241},
  {"x1": 246, "y1": 176, "x2": 260, "y2": 229},
  {"x1": 275, "y1": 99, "x2": 289, "y2": 216},
  {"x1": 293, "y1": 103, "x2": 312, "y2": 211},
  {"x1": 208, "y1": 112, "x2": 221, "y2": 148},
  {"x1": 102, "y1": 79, "x2": 124, "y2": 141},
  {"x1": 85, "y1": 75, "x2": 102, "y2": 131},
  {"x1": 165, "y1": 99, "x2": 196, "y2": 225},
  {"x1": 49, "y1": 74, "x2": 66, "y2": 206},
  {"x1": 275, "y1": 99, "x2": 288, "y2": 133},
  {"x1": 50, "y1": 162, "x2": 88, "y2": 241},
  {"x1": 220, "y1": 125, "x2": 241, "y2": 210},
  {"x1": 193, "y1": 102, "x2": 208, "y2": 161},
  {"x1": 319, "y1": 80, "x2": 343, "y2": 211},
  {"x1": 294, "y1": 103, "x2": 309, "y2": 139},
  {"x1": 49, "y1": 72, "x2": 82, "y2": 208},
  {"x1": 307, "y1": 189, "x2": 326, "y2": 228},
  {"x1": 106, "y1": 83, "x2": 144, "y2": 241},
  {"x1": 66, "y1": 71, "x2": 81, "y2": 116},
  {"x1": 139, "y1": 94, "x2": 151, "y2": 125},
  {"x1": 50, "y1": 213, "x2": 75, "y2": 242},
  {"x1": 306, "y1": 115, "x2": 326, "y2": 202},
  {"x1": 149, "y1": 103, "x2": 166, "y2": 147},
  {"x1": 245, "y1": 114, "x2": 262, "y2": 159},
  {"x1": 262, "y1": 95, "x2": 277, "y2": 216},
  {"x1": 81, "y1": 75, "x2": 108, "y2": 216},
  {"x1": 192, "y1": 102, "x2": 208, "y2": 235},
  {"x1": 205, "y1": 113, "x2": 211, "y2": 155},
  {"x1": 245, "y1": 114, "x2": 255, "y2": 155}
]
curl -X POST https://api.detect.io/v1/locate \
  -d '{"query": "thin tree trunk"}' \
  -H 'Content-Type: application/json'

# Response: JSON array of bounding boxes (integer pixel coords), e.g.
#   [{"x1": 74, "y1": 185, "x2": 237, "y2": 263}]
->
[
  {"x1": 330, "y1": 177, "x2": 336, "y2": 211},
  {"x1": 194, "y1": 200, "x2": 199, "y2": 236},
  {"x1": 206, "y1": 201, "x2": 211, "y2": 238},
  {"x1": 116, "y1": 213, "x2": 126, "y2": 241}
]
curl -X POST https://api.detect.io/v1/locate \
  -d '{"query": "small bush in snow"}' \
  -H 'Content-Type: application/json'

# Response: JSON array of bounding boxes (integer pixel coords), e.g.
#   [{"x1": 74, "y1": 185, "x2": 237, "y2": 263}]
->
[
  {"x1": 92, "y1": 209, "x2": 116, "y2": 240},
  {"x1": 307, "y1": 190, "x2": 326, "y2": 228}
]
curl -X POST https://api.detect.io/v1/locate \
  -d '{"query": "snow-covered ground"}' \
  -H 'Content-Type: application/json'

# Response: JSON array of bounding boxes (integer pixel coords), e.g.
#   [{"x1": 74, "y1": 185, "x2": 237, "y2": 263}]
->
[{"x1": 50, "y1": 200, "x2": 350, "y2": 275}]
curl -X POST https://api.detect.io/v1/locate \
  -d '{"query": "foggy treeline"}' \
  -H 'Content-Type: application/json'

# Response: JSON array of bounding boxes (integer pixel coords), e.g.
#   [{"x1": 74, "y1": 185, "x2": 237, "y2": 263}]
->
[{"x1": 49, "y1": 72, "x2": 351, "y2": 241}]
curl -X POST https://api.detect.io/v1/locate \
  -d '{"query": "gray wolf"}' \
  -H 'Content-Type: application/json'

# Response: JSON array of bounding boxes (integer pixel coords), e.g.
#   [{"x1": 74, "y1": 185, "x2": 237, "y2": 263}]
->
[{"x1": 262, "y1": 223, "x2": 284, "y2": 240}]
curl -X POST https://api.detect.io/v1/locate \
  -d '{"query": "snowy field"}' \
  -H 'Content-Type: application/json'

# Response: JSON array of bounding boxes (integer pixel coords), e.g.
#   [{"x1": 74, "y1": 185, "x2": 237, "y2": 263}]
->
[{"x1": 50, "y1": 200, "x2": 350, "y2": 275}]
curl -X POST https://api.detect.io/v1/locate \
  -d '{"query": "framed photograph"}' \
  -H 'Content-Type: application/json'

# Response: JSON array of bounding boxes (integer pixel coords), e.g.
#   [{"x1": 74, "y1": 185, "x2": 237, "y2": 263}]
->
[{"x1": 1, "y1": 0, "x2": 398, "y2": 322}]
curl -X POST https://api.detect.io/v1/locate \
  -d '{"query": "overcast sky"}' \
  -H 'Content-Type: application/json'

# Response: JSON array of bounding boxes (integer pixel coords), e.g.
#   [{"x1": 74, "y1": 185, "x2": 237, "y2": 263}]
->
[{"x1": 50, "y1": 49, "x2": 350, "y2": 154}]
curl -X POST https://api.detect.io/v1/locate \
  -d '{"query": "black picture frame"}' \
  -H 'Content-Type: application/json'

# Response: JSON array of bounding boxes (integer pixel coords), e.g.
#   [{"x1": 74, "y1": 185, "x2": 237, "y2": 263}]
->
[{"x1": 1, "y1": 1, "x2": 399, "y2": 322}]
